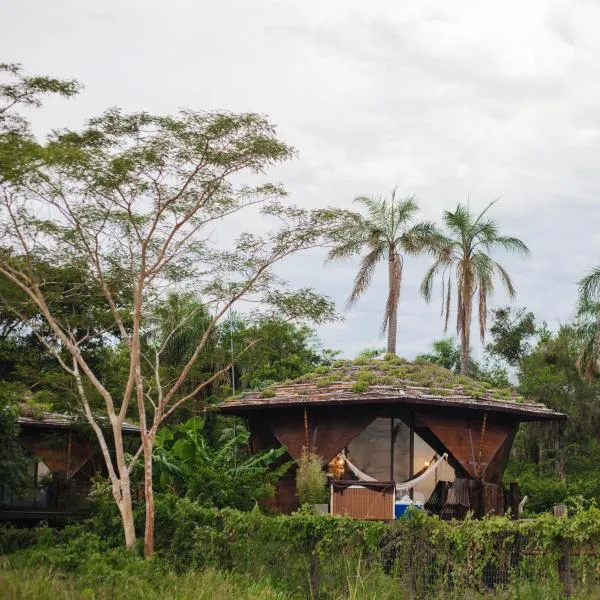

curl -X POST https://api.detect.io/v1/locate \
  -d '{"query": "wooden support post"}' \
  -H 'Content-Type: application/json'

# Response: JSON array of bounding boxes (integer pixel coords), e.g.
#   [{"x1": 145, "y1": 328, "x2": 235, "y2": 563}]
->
[
  {"x1": 390, "y1": 416, "x2": 395, "y2": 482},
  {"x1": 409, "y1": 413, "x2": 414, "y2": 500},
  {"x1": 554, "y1": 504, "x2": 572, "y2": 597},
  {"x1": 509, "y1": 482, "x2": 520, "y2": 519},
  {"x1": 66, "y1": 431, "x2": 72, "y2": 479}
]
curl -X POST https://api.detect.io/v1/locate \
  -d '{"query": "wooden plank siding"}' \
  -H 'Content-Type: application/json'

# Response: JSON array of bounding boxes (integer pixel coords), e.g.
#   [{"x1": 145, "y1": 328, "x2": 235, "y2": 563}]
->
[{"x1": 331, "y1": 482, "x2": 395, "y2": 520}]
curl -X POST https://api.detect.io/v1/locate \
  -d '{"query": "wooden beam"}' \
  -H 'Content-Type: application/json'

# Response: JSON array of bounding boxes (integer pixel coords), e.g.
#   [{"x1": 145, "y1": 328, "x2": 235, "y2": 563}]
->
[
  {"x1": 484, "y1": 424, "x2": 518, "y2": 483},
  {"x1": 414, "y1": 408, "x2": 519, "y2": 480},
  {"x1": 266, "y1": 406, "x2": 381, "y2": 463}
]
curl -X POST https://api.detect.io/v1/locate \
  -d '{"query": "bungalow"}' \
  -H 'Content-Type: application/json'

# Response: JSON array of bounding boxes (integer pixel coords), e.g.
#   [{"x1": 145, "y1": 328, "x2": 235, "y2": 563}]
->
[
  {"x1": 0, "y1": 412, "x2": 139, "y2": 523},
  {"x1": 219, "y1": 356, "x2": 566, "y2": 519}
]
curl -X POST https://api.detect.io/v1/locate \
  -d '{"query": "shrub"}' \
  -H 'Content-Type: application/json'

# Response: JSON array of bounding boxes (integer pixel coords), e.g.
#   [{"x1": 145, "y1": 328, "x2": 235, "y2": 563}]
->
[{"x1": 295, "y1": 450, "x2": 328, "y2": 505}]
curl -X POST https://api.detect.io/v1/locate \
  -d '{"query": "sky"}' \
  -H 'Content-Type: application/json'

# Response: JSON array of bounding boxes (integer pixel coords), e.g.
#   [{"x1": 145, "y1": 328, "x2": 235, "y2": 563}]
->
[{"x1": 3, "y1": 0, "x2": 600, "y2": 359}]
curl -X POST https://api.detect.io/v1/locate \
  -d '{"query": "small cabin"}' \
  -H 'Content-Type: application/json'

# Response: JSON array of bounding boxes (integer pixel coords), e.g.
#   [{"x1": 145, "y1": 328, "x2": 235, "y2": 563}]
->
[
  {"x1": 219, "y1": 357, "x2": 566, "y2": 519},
  {"x1": 0, "y1": 412, "x2": 139, "y2": 523}
]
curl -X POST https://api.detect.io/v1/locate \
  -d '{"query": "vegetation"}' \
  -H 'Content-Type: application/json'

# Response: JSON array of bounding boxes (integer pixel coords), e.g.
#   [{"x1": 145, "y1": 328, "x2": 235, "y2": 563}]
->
[
  {"x1": 0, "y1": 563, "x2": 286, "y2": 600},
  {"x1": 238, "y1": 353, "x2": 522, "y2": 404},
  {"x1": 295, "y1": 450, "x2": 328, "y2": 506},
  {"x1": 1, "y1": 501, "x2": 600, "y2": 598},
  {"x1": 148, "y1": 416, "x2": 290, "y2": 509},
  {"x1": 328, "y1": 189, "x2": 439, "y2": 354},
  {"x1": 0, "y1": 64, "x2": 344, "y2": 556},
  {"x1": 420, "y1": 202, "x2": 529, "y2": 374}
]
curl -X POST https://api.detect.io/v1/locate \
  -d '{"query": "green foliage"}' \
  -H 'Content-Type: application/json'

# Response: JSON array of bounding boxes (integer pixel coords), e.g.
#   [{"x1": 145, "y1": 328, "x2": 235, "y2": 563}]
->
[
  {"x1": 148, "y1": 417, "x2": 290, "y2": 510},
  {"x1": 3, "y1": 505, "x2": 600, "y2": 599},
  {"x1": 0, "y1": 561, "x2": 288, "y2": 600},
  {"x1": 0, "y1": 385, "x2": 29, "y2": 495},
  {"x1": 350, "y1": 381, "x2": 369, "y2": 393},
  {"x1": 0, "y1": 63, "x2": 81, "y2": 183},
  {"x1": 486, "y1": 306, "x2": 537, "y2": 366},
  {"x1": 295, "y1": 451, "x2": 328, "y2": 505},
  {"x1": 417, "y1": 337, "x2": 462, "y2": 372}
]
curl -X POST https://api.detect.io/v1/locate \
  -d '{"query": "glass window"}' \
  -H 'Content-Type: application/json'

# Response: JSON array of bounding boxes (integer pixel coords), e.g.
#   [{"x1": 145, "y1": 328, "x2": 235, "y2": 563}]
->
[
  {"x1": 412, "y1": 434, "x2": 455, "y2": 503},
  {"x1": 343, "y1": 415, "x2": 455, "y2": 504},
  {"x1": 1, "y1": 458, "x2": 53, "y2": 508},
  {"x1": 346, "y1": 417, "x2": 411, "y2": 482}
]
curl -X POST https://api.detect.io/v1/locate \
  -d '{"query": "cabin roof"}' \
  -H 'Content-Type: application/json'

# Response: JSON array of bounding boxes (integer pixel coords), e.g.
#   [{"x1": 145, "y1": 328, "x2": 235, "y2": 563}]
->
[
  {"x1": 219, "y1": 356, "x2": 566, "y2": 421},
  {"x1": 17, "y1": 411, "x2": 140, "y2": 434}
]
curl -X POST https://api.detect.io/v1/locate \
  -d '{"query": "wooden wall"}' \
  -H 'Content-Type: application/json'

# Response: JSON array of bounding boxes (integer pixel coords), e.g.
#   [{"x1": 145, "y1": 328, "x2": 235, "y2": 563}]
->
[{"x1": 244, "y1": 404, "x2": 522, "y2": 514}]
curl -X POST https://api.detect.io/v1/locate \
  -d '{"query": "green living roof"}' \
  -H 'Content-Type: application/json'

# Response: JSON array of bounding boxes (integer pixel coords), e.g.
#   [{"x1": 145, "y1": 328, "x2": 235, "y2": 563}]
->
[{"x1": 219, "y1": 355, "x2": 566, "y2": 421}]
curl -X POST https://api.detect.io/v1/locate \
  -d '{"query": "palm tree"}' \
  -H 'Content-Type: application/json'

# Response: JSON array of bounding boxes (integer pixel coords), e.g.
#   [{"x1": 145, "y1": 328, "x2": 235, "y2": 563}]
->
[
  {"x1": 328, "y1": 189, "x2": 439, "y2": 355},
  {"x1": 575, "y1": 268, "x2": 600, "y2": 381},
  {"x1": 420, "y1": 201, "x2": 529, "y2": 375}
]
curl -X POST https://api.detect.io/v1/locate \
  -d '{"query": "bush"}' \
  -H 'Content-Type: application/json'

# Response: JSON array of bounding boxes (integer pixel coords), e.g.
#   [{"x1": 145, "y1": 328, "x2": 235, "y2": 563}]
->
[{"x1": 295, "y1": 450, "x2": 328, "y2": 505}]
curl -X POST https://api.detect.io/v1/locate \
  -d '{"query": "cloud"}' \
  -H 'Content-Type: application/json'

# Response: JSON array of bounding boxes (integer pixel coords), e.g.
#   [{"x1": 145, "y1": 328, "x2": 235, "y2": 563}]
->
[{"x1": 4, "y1": 0, "x2": 600, "y2": 358}]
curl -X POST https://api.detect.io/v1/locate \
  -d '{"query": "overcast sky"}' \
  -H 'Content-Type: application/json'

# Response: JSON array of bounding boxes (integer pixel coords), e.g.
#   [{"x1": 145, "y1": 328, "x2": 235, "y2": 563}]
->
[{"x1": 4, "y1": 0, "x2": 600, "y2": 358}]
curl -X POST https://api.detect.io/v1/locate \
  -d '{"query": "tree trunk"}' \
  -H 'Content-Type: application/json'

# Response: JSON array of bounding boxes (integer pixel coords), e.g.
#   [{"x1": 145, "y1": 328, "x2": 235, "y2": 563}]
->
[
  {"x1": 143, "y1": 434, "x2": 155, "y2": 559},
  {"x1": 387, "y1": 255, "x2": 398, "y2": 355},
  {"x1": 114, "y1": 475, "x2": 136, "y2": 550},
  {"x1": 459, "y1": 272, "x2": 472, "y2": 375},
  {"x1": 460, "y1": 326, "x2": 470, "y2": 375}
]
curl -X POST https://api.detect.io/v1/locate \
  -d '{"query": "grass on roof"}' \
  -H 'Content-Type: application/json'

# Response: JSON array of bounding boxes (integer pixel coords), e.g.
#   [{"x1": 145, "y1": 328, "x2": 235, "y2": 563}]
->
[{"x1": 270, "y1": 354, "x2": 523, "y2": 403}]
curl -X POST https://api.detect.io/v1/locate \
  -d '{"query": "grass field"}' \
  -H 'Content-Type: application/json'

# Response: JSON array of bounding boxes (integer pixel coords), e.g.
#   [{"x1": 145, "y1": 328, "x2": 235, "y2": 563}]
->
[
  {"x1": 0, "y1": 562, "x2": 288, "y2": 600},
  {"x1": 1, "y1": 560, "x2": 599, "y2": 600}
]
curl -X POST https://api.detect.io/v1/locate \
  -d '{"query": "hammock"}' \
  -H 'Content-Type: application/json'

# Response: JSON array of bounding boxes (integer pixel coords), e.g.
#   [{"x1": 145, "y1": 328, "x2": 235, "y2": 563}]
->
[{"x1": 341, "y1": 451, "x2": 449, "y2": 492}]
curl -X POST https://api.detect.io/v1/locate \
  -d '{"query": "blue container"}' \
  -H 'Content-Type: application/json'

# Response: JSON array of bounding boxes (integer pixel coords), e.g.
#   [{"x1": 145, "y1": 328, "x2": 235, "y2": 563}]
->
[{"x1": 394, "y1": 501, "x2": 411, "y2": 518}]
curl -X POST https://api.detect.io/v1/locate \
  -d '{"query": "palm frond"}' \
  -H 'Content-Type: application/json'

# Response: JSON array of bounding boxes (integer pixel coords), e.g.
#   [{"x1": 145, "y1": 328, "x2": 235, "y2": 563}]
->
[
  {"x1": 393, "y1": 195, "x2": 419, "y2": 226},
  {"x1": 420, "y1": 259, "x2": 447, "y2": 302},
  {"x1": 576, "y1": 315, "x2": 600, "y2": 381},
  {"x1": 347, "y1": 243, "x2": 385, "y2": 307},
  {"x1": 443, "y1": 204, "x2": 471, "y2": 236},
  {"x1": 444, "y1": 276, "x2": 452, "y2": 332},
  {"x1": 354, "y1": 195, "x2": 390, "y2": 231},
  {"x1": 401, "y1": 221, "x2": 445, "y2": 255},
  {"x1": 327, "y1": 234, "x2": 368, "y2": 262},
  {"x1": 578, "y1": 267, "x2": 600, "y2": 307},
  {"x1": 471, "y1": 199, "x2": 500, "y2": 229},
  {"x1": 492, "y1": 235, "x2": 530, "y2": 255},
  {"x1": 492, "y1": 260, "x2": 516, "y2": 298}
]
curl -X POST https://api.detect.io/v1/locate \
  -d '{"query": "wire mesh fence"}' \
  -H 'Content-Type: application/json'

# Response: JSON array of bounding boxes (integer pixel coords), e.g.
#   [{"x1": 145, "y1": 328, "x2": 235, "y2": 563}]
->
[{"x1": 301, "y1": 528, "x2": 600, "y2": 599}]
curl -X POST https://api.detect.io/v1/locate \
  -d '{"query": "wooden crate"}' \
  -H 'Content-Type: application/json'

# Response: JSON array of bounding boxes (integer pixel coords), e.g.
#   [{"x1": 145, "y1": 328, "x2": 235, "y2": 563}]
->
[{"x1": 331, "y1": 481, "x2": 395, "y2": 520}]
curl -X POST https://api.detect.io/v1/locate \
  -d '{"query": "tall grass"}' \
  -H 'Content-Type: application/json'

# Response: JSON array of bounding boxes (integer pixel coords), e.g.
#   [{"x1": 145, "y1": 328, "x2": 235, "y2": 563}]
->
[
  {"x1": 1, "y1": 559, "x2": 598, "y2": 600},
  {"x1": 0, "y1": 560, "x2": 287, "y2": 600}
]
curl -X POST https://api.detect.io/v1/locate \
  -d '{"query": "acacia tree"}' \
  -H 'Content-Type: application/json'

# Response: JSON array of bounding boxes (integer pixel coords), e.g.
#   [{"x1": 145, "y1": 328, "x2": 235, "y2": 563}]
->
[
  {"x1": 420, "y1": 202, "x2": 529, "y2": 375},
  {"x1": 0, "y1": 106, "x2": 341, "y2": 556},
  {"x1": 328, "y1": 189, "x2": 439, "y2": 354},
  {"x1": 0, "y1": 62, "x2": 80, "y2": 183}
]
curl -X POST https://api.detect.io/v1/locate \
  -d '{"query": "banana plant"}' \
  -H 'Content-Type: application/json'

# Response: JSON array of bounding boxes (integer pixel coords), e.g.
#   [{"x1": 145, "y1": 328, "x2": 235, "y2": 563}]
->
[{"x1": 151, "y1": 416, "x2": 290, "y2": 509}]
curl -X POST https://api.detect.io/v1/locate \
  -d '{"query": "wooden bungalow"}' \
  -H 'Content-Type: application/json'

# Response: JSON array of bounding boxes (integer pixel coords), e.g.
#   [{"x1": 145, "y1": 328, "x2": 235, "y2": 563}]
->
[
  {"x1": 0, "y1": 412, "x2": 139, "y2": 523},
  {"x1": 219, "y1": 356, "x2": 566, "y2": 518}
]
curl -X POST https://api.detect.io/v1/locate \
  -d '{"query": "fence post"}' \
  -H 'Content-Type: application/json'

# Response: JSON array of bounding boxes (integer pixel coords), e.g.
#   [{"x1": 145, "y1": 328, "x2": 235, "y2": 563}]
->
[
  {"x1": 509, "y1": 483, "x2": 520, "y2": 519},
  {"x1": 310, "y1": 548, "x2": 319, "y2": 600},
  {"x1": 553, "y1": 504, "x2": 572, "y2": 597}
]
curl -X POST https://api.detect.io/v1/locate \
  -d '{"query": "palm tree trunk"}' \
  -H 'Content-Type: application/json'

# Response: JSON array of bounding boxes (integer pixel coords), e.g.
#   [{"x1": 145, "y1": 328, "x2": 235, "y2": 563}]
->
[
  {"x1": 459, "y1": 269, "x2": 472, "y2": 375},
  {"x1": 460, "y1": 321, "x2": 470, "y2": 375},
  {"x1": 387, "y1": 256, "x2": 398, "y2": 354},
  {"x1": 387, "y1": 304, "x2": 398, "y2": 354}
]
